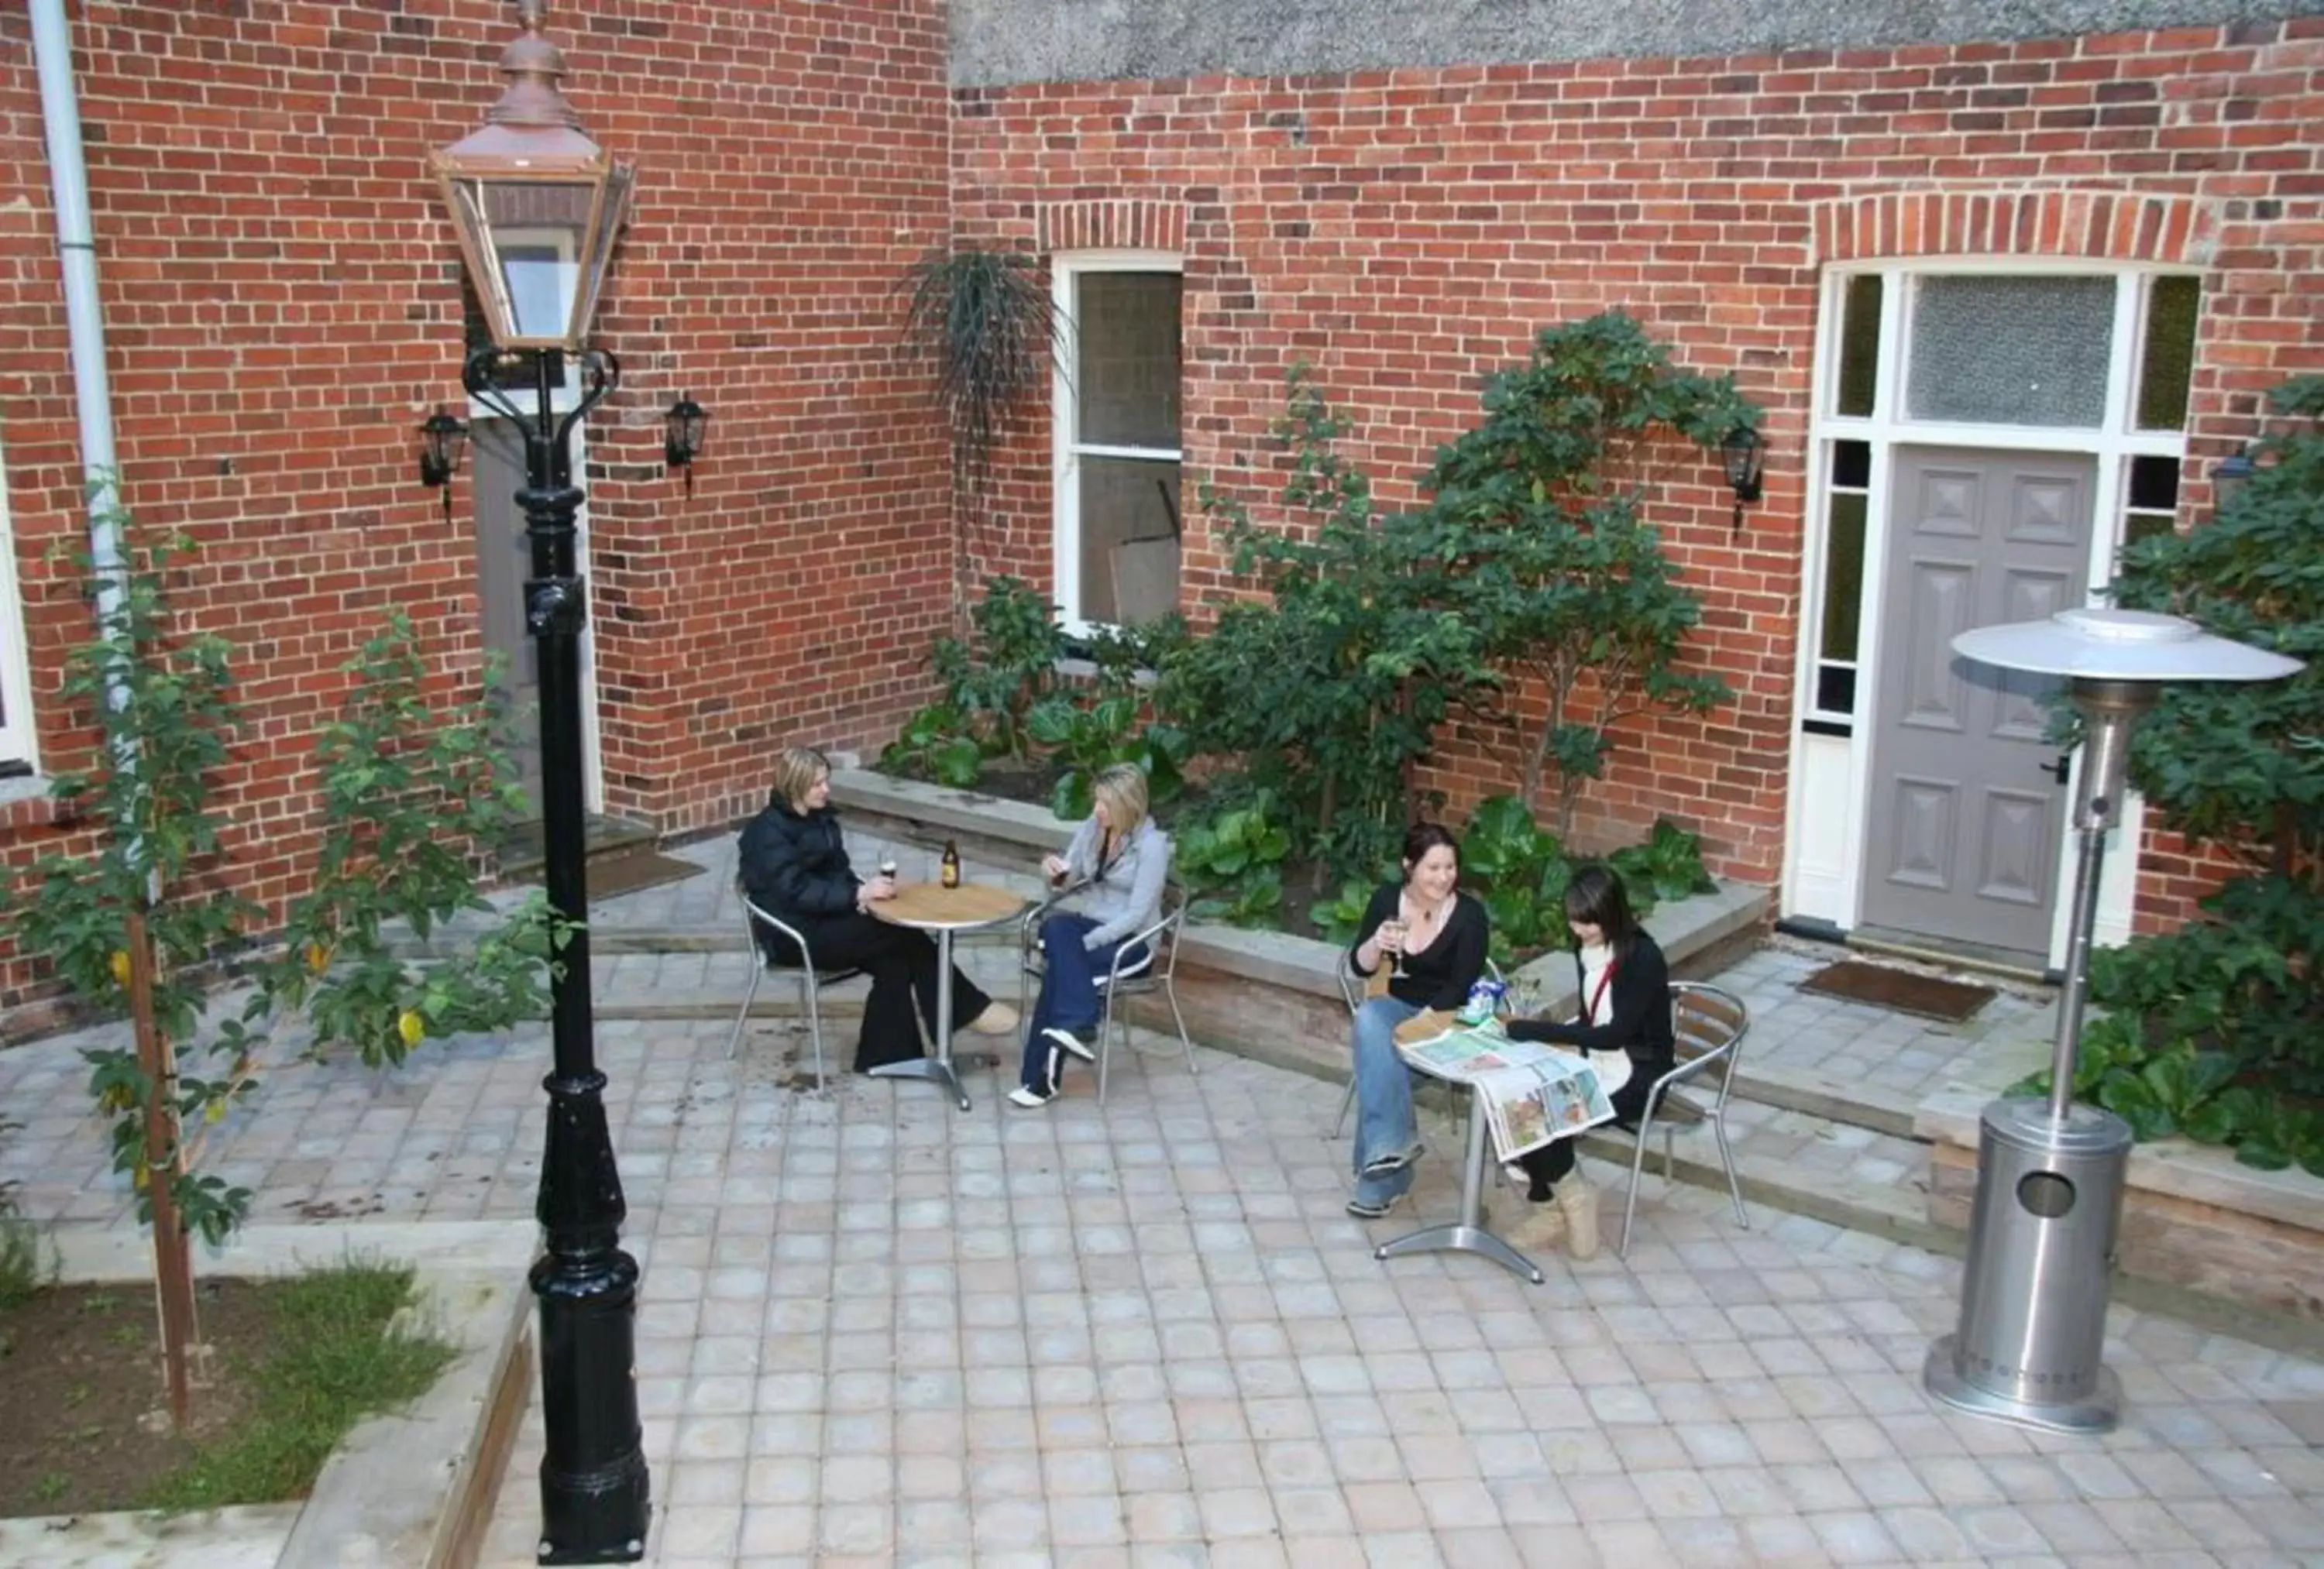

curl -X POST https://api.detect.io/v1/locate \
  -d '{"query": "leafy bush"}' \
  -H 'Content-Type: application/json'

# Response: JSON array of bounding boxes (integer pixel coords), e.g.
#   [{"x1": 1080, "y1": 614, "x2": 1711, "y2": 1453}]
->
[
  {"x1": 1171, "y1": 366, "x2": 1494, "y2": 889},
  {"x1": 1174, "y1": 792, "x2": 1293, "y2": 929},
  {"x1": 932, "y1": 575, "x2": 1067, "y2": 760},
  {"x1": 1413, "y1": 312, "x2": 1748, "y2": 836},
  {"x1": 879, "y1": 703, "x2": 984, "y2": 788},
  {"x1": 2020, "y1": 375, "x2": 2324, "y2": 1171},
  {"x1": 1025, "y1": 693, "x2": 1188, "y2": 821}
]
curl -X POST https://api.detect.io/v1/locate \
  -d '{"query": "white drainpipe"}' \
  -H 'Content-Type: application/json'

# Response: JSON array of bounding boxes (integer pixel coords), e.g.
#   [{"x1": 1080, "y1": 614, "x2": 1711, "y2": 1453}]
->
[{"x1": 30, "y1": 0, "x2": 128, "y2": 649}]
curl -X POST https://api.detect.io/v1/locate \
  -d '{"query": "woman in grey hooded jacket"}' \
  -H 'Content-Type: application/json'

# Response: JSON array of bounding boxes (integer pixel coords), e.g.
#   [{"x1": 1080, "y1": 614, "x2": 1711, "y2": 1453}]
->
[{"x1": 1009, "y1": 763, "x2": 1172, "y2": 1107}]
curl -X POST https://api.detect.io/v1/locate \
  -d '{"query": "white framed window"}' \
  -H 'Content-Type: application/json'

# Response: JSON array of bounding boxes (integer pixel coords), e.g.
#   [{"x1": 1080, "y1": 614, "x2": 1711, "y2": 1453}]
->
[
  {"x1": 0, "y1": 425, "x2": 35, "y2": 774},
  {"x1": 1052, "y1": 251, "x2": 1183, "y2": 634}
]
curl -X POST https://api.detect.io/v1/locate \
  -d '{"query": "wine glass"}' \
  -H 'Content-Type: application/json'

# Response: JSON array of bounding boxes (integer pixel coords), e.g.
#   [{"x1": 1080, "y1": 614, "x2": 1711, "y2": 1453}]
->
[
  {"x1": 1381, "y1": 918, "x2": 1409, "y2": 981},
  {"x1": 878, "y1": 850, "x2": 899, "y2": 885}
]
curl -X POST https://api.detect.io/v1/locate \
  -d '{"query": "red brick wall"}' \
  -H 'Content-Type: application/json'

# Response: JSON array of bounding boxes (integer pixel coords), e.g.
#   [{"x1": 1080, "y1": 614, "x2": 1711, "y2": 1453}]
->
[
  {"x1": 0, "y1": 0, "x2": 951, "y2": 1013},
  {"x1": 950, "y1": 20, "x2": 2324, "y2": 926}
]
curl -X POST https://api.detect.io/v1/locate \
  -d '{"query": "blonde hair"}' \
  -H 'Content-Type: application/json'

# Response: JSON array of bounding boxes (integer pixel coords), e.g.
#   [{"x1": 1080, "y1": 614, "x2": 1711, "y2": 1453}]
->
[
  {"x1": 1092, "y1": 763, "x2": 1150, "y2": 839},
  {"x1": 768, "y1": 746, "x2": 831, "y2": 812}
]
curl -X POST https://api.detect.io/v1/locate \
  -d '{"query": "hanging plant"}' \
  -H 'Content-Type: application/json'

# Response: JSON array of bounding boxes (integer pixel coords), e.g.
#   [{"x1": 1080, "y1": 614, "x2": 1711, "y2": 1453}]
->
[{"x1": 896, "y1": 245, "x2": 1061, "y2": 486}]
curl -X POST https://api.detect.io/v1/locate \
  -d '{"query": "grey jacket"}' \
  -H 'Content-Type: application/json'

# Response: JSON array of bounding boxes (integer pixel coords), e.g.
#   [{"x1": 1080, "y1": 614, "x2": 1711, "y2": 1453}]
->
[{"x1": 1060, "y1": 815, "x2": 1171, "y2": 951}]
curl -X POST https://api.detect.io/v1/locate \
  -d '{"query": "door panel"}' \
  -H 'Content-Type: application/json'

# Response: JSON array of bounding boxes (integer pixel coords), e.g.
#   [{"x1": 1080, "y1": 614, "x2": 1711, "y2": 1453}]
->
[{"x1": 1862, "y1": 447, "x2": 2092, "y2": 960}]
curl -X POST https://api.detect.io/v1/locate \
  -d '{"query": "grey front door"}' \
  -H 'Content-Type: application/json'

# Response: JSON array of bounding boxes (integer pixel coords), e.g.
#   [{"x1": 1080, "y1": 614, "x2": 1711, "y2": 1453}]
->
[
  {"x1": 469, "y1": 419, "x2": 543, "y2": 813},
  {"x1": 1861, "y1": 447, "x2": 2093, "y2": 960}
]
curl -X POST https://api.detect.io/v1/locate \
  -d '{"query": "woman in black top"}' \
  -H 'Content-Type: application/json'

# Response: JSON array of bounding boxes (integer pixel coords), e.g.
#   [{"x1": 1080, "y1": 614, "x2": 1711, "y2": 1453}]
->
[
  {"x1": 737, "y1": 746, "x2": 1017, "y2": 1073},
  {"x1": 1501, "y1": 864, "x2": 1673, "y2": 1258},
  {"x1": 1344, "y1": 822, "x2": 1490, "y2": 1219}
]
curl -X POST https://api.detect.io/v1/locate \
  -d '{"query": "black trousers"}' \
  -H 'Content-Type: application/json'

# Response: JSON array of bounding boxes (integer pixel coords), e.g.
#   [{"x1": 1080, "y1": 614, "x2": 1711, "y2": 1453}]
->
[
  {"x1": 1519, "y1": 1057, "x2": 1669, "y2": 1196},
  {"x1": 769, "y1": 911, "x2": 994, "y2": 1074}
]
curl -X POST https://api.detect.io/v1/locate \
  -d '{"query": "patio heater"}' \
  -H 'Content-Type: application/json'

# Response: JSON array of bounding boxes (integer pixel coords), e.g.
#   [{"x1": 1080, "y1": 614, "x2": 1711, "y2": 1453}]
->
[
  {"x1": 428, "y1": 2, "x2": 648, "y2": 1557},
  {"x1": 1925, "y1": 606, "x2": 2300, "y2": 1435}
]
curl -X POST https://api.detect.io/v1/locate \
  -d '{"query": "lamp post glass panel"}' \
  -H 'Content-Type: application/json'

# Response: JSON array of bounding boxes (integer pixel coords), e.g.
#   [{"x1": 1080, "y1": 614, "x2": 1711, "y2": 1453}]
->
[
  {"x1": 1927, "y1": 607, "x2": 2301, "y2": 1437},
  {"x1": 429, "y1": 4, "x2": 648, "y2": 1559}
]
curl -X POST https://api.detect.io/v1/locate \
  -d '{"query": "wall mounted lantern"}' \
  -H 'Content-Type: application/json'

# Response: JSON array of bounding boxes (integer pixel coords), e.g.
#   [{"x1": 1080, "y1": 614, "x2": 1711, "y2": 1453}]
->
[
  {"x1": 663, "y1": 393, "x2": 707, "y2": 493},
  {"x1": 1721, "y1": 426, "x2": 1764, "y2": 534},
  {"x1": 417, "y1": 407, "x2": 469, "y2": 518},
  {"x1": 2212, "y1": 445, "x2": 2257, "y2": 515}
]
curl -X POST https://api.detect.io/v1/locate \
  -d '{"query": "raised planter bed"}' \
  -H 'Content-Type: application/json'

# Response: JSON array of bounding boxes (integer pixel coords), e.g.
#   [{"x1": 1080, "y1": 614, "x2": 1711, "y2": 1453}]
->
[
  {"x1": 1, "y1": 1221, "x2": 534, "y2": 1569},
  {"x1": 1917, "y1": 1092, "x2": 2324, "y2": 1327}
]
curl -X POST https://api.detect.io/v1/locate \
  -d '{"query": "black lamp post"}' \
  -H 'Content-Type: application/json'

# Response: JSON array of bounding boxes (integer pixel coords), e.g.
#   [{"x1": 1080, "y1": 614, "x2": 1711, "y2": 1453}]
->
[
  {"x1": 1721, "y1": 426, "x2": 1765, "y2": 535},
  {"x1": 428, "y1": 3, "x2": 648, "y2": 1560}
]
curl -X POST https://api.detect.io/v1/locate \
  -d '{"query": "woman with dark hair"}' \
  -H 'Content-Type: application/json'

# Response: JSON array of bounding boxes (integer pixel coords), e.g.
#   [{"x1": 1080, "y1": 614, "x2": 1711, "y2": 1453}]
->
[
  {"x1": 1501, "y1": 863, "x2": 1673, "y2": 1259},
  {"x1": 1344, "y1": 822, "x2": 1490, "y2": 1220},
  {"x1": 737, "y1": 746, "x2": 1017, "y2": 1073}
]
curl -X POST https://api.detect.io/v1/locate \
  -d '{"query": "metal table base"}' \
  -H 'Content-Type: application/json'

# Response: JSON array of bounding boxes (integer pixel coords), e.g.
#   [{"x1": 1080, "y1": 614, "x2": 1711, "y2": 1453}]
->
[
  {"x1": 1374, "y1": 1083, "x2": 1543, "y2": 1284},
  {"x1": 868, "y1": 927, "x2": 972, "y2": 1111}
]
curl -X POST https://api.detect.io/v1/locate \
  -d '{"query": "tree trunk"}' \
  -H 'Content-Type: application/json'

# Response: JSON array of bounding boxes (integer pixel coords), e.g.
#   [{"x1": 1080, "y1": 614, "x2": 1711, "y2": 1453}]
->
[{"x1": 125, "y1": 910, "x2": 198, "y2": 1430}]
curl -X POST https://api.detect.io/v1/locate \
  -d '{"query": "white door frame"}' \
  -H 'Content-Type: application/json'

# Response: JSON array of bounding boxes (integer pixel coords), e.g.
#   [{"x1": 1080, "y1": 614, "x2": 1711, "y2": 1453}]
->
[
  {"x1": 1785, "y1": 259, "x2": 2198, "y2": 965},
  {"x1": 463, "y1": 370, "x2": 605, "y2": 816}
]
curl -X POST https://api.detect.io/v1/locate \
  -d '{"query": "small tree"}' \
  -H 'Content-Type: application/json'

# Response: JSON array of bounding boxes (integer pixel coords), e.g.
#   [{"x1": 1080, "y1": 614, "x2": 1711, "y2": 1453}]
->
[
  {"x1": 2055, "y1": 376, "x2": 2324, "y2": 1172},
  {"x1": 1413, "y1": 312, "x2": 1752, "y2": 836},
  {"x1": 1, "y1": 518, "x2": 556, "y2": 1423},
  {"x1": 1176, "y1": 366, "x2": 1493, "y2": 887}
]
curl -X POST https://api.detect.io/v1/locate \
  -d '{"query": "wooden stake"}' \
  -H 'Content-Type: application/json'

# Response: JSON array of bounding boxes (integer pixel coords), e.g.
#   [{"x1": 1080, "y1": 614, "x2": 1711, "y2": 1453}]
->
[{"x1": 124, "y1": 909, "x2": 197, "y2": 1428}]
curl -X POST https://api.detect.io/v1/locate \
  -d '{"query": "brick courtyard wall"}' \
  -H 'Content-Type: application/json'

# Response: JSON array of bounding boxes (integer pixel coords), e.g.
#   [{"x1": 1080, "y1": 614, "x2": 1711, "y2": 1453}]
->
[
  {"x1": 0, "y1": 1, "x2": 951, "y2": 1014},
  {"x1": 949, "y1": 19, "x2": 2324, "y2": 927}
]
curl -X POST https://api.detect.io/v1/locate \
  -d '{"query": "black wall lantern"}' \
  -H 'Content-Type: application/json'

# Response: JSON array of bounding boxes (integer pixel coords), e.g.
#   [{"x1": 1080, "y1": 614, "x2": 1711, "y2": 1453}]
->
[
  {"x1": 2212, "y1": 445, "x2": 2256, "y2": 516},
  {"x1": 663, "y1": 393, "x2": 706, "y2": 493},
  {"x1": 418, "y1": 406, "x2": 469, "y2": 519},
  {"x1": 1721, "y1": 426, "x2": 1765, "y2": 534}
]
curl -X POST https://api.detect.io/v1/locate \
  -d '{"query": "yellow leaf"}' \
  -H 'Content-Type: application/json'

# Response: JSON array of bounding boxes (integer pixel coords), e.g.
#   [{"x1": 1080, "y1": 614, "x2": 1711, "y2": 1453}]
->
[
  {"x1": 205, "y1": 1100, "x2": 226, "y2": 1124},
  {"x1": 132, "y1": 1163, "x2": 150, "y2": 1192},
  {"x1": 397, "y1": 1009, "x2": 426, "y2": 1047},
  {"x1": 305, "y1": 942, "x2": 331, "y2": 974},
  {"x1": 110, "y1": 949, "x2": 132, "y2": 988}
]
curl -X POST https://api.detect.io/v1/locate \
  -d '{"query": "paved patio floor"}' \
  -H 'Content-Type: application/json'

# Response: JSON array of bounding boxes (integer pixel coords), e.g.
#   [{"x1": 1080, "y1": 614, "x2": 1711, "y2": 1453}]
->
[{"x1": 2, "y1": 833, "x2": 2319, "y2": 1566}]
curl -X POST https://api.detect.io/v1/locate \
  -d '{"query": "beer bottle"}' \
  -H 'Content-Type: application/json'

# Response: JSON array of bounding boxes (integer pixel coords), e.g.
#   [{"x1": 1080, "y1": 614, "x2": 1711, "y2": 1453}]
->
[{"x1": 940, "y1": 839, "x2": 961, "y2": 889}]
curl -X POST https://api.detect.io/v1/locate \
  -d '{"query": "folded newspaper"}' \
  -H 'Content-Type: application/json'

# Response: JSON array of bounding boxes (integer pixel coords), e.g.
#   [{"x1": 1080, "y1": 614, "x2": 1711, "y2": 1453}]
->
[{"x1": 1392, "y1": 1018, "x2": 1617, "y2": 1162}]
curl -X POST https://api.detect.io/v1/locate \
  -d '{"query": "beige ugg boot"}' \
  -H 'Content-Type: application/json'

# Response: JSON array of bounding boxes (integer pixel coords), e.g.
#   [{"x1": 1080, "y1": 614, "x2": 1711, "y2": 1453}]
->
[
  {"x1": 1503, "y1": 1194, "x2": 1567, "y2": 1253},
  {"x1": 1555, "y1": 1178, "x2": 1601, "y2": 1261}
]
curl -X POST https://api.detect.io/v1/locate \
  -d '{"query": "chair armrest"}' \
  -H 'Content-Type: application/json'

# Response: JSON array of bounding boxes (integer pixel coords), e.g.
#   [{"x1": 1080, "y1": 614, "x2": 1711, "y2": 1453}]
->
[
  {"x1": 1103, "y1": 908, "x2": 1175, "y2": 982},
  {"x1": 744, "y1": 899, "x2": 816, "y2": 977},
  {"x1": 1017, "y1": 878, "x2": 1095, "y2": 947}
]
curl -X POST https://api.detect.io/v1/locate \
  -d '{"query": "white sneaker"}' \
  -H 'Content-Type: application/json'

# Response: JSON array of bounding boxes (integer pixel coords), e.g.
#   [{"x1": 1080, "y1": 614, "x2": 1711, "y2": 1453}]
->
[{"x1": 1006, "y1": 1084, "x2": 1056, "y2": 1110}]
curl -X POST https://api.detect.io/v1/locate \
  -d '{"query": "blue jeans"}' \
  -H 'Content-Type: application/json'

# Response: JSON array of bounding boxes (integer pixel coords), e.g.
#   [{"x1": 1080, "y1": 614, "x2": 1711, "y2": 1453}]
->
[
  {"x1": 1351, "y1": 996, "x2": 1425, "y2": 1207},
  {"x1": 1018, "y1": 912, "x2": 1148, "y2": 1090}
]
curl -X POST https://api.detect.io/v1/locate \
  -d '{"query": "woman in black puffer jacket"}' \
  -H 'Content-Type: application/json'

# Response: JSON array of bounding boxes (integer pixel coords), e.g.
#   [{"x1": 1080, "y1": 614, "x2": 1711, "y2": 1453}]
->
[{"x1": 738, "y1": 747, "x2": 1017, "y2": 1072}]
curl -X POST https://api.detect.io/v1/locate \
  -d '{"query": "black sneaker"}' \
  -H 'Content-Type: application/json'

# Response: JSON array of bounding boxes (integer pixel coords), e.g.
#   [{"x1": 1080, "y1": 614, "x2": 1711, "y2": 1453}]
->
[{"x1": 1042, "y1": 1025, "x2": 1098, "y2": 1063}]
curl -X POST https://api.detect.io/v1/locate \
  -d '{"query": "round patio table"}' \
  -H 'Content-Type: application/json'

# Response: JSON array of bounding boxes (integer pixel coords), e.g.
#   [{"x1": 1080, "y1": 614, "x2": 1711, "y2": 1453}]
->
[
  {"x1": 1373, "y1": 1025, "x2": 1547, "y2": 1285},
  {"x1": 868, "y1": 880, "x2": 1026, "y2": 1111}
]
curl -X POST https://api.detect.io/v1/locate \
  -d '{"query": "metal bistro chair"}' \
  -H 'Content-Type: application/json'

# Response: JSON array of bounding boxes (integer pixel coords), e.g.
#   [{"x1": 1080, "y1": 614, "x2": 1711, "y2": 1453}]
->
[
  {"x1": 1330, "y1": 953, "x2": 1509, "y2": 1140},
  {"x1": 1606, "y1": 980, "x2": 1752, "y2": 1258},
  {"x1": 1017, "y1": 881, "x2": 1196, "y2": 1104},
  {"x1": 728, "y1": 887, "x2": 865, "y2": 1093}
]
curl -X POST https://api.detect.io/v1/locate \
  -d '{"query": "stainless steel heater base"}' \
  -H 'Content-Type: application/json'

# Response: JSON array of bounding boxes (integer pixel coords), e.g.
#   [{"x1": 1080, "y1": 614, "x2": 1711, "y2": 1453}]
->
[{"x1": 1924, "y1": 1334, "x2": 2121, "y2": 1435}]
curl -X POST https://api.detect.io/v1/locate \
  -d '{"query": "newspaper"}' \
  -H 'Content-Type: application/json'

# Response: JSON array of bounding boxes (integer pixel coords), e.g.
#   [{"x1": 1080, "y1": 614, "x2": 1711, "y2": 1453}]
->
[{"x1": 1395, "y1": 1019, "x2": 1617, "y2": 1162}]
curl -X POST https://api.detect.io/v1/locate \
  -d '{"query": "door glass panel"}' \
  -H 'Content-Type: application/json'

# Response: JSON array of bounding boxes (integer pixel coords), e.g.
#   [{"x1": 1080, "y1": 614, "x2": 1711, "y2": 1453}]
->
[
  {"x1": 1076, "y1": 274, "x2": 1181, "y2": 447},
  {"x1": 1905, "y1": 276, "x2": 2115, "y2": 428},
  {"x1": 2135, "y1": 275, "x2": 2200, "y2": 431},
  {"x1": 1834, "y1": 275, "x2": 1883, "y2": 418}
]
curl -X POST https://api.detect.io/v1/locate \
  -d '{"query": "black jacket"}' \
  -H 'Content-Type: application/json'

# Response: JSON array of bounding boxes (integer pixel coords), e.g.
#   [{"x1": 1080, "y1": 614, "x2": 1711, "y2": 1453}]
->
[
  {"x1": 1349, "y1": 883, "x2": 1490, "y2": 1012},
  {"x1": 738, "y1": 798, "x2": 858, "y2": 922},
  {"x1": 1506, "y1": 932, "x2": 1674, "y2": 1070}
]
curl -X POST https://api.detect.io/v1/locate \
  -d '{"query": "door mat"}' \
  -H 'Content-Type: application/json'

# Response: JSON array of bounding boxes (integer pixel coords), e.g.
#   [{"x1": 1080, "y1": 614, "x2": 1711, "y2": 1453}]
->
[
  {"x1": 583, "y1": 851, "x2": 703, "y2": 901},
  {"x1": 1799, "y1": 959, "x2": 1996, "y2": 1022}
]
